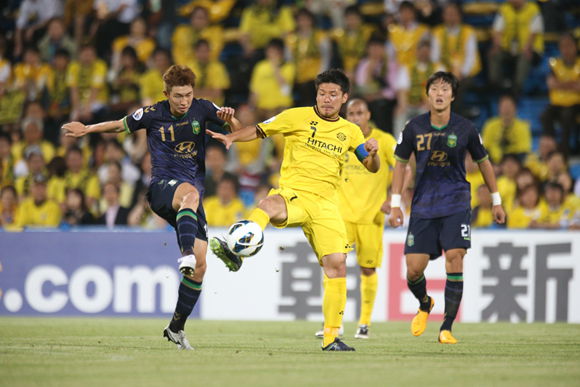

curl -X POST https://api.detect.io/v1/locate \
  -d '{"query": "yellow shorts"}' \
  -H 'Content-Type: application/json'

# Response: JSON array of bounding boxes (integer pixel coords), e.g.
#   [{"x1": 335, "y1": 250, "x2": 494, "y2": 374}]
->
[
  {"x1": 344, "y1": 220, "x2": 384, "y2": 268},
  {"x1": 268, "y1": 187, "x2": 350, "y2": 262}
]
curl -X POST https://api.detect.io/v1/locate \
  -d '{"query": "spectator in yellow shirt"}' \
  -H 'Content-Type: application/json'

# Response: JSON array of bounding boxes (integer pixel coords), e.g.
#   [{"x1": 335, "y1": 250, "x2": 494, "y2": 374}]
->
[
  {"x1": 388, "y1": 1, "x2": 430, "y2": 67},
  {"x1": 0, "y1": 133, "x2": 15, "y2": 188},
  {"x1": 507, "y1": 183, "x2": 541, "y2": 229},
  {"x1": 332, "y1": 5, "x2": 374, "y2": 80},
  {"x1": 63, "y1": 146, "x2": 101, "y2": 210},
  {"x1": 0, "y1": 185, "x2": 19, "y2": 228},
  {"x1": 286, "y1": 8, "x2": 332, "y2": 107},
  {"x1": 11, "y1": 117, "x2": 56, "y2": 165},
  {"x1": 250, "y1": 38, "x2": 295, "y2": 120},
  {"x1": 489, "y1": 0, "x2": 544, "y2": 95},
  {"x1": 67, "y1": 44, "x2": 108, "y2": 122},
  {"x1": 238, "y1": 0, "x2": 295, "y2": 55},
  {"x1": 541, "y1": 33, "x2": 580, "y2": 157},
  {"x1": 139, "y1": 48, "x2": 172, "y2": 106},
  {"x1": 496, "y1": 154, "x2": 520, "y2": 213},
  {"x1": 472, "y1": 184, "x2": 494, "y2": 228},
  {"x1": 172, "y1": 6, "x2": 224, "y2": 66},
  {"x1": 12, "y1": 46, "x2": 53, "y2": 101},
  {"x1": 111, "y1": 17, "x2": 156, "y2": 69},
  {"x1": 15, "y1": 173, "x2": 62, "y2": 228},
  {"x1": 536, "y1": 182, "x2": 575, "y2": 229},
  {"x1": 187, "y1": 39, "x2": 230, "y2": 106},
  {"x1": 204, "y1": 174, "x2": 246, "y2": 227},
  {"x1": 525, "y1": 134, "x2": 556, "y2": 181},
  {"x1": 14, "y1": 146, "x2": 48, "y2": 199},
  {"x1": 482, "y1": 95, "x2": 532, "y2": 164}
]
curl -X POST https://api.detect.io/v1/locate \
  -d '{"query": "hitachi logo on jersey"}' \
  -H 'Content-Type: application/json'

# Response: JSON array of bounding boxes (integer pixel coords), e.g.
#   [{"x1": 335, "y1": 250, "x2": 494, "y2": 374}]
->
[{"x1": 306, "y1": 137, "x2": 343, "y2": 153}]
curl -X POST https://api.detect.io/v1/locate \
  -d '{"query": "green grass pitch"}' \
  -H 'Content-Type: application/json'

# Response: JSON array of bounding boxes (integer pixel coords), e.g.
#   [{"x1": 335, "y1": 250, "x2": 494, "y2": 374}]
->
[{"x1": 1, "y1": 318, "x2": 579, "y2": 387}]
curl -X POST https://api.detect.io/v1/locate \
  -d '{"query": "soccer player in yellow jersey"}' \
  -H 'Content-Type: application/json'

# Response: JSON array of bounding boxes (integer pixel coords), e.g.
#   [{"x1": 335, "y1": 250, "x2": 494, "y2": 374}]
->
[
  {"x1": 208, "y1": 69, "x2": 380, "y2": 351},
  {"x1": 340, "y1": 99, "x2": 396, "y2": 339}
]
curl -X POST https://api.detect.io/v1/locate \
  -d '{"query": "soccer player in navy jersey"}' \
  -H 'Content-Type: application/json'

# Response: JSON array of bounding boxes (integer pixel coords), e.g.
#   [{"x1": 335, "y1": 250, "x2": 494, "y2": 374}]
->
[
  {"x1": 62, "y1": 65, "x2": 241, "y2": 350},
  {"x1": 389, "y1": 71, "x2": 506, "y2": 344}
]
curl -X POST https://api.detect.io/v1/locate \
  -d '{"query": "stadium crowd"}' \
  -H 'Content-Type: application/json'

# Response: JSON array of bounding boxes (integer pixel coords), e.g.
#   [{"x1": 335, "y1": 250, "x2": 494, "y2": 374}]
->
[{"x1": 0, "y1": 0, "x2": 578, "y2": 230}]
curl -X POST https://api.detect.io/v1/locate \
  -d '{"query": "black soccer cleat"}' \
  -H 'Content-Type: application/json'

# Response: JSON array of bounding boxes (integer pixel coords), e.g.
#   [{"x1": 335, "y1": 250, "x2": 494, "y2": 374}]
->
[
  {"x1": 322, "y1": 338, "x2": 355, "y2": 351},
  {"x1": 209, "y1": 236, "x2": 243, "y2": 272}
]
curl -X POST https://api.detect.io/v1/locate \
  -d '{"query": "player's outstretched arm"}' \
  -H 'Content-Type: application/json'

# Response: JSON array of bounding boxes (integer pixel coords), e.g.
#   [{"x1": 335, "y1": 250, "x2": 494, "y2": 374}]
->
[
  {"x1": 478, "y1": 158, "x2": 506, "y2": 224},
  {"x1": 62, "y1": 120, "x2": 125, "y2": 138},
  {"x1": 388, "y1": 161, "x2": 407, "y2": 228},
  {"x1": 361, "y1": 138, "x2": 380, "y2": 173},
  {"x1": 206, "y1": 125, "x2": 260, "y2": 150}
]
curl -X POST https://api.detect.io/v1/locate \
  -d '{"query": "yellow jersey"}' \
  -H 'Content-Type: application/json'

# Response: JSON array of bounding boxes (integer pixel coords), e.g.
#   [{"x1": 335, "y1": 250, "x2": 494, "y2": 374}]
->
[
  {"x1": 66, "y1": 60, "x2": 108, "y2": 105},
  {"x1": 16, "y1": 198, "x2": 61, "y2": 228},
  {"x1": 250, "y1": 59, "x2": 295, "y2": 110},
  {"x1": 339, "y1": 128, "x2": 396, "y2": 224},
  {"x1": 482, "y1": 117, "x2": 532, "y2": 164},
  {"x1": 548, "y1": 57, "x2": 580, "y2": 107},
  {"x1": 507, "y1": 205, "x2": 541, "y2": 229},
  {"x1": 257, "y1": 107, "x2": 366, "y2": 198},
  {"x1": 497, "y1": 175, "x2": 517, "y2": 213},
  {"x1": 204, "y1": 196, "x2": 246, "y2": 226}
]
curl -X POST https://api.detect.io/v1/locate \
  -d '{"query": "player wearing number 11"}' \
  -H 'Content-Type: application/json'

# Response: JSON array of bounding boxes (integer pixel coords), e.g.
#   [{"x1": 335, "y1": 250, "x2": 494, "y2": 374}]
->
[
  {"x1": 62, "y1": 65, "x2": 241, "y2": 350},
  {"x1": 389, "y1": 71, "x2": 506, "y2": 344}
]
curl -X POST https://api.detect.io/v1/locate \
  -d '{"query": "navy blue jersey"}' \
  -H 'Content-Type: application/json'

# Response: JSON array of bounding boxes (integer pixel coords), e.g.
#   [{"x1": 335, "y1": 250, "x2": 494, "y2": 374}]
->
[
  {"x1": 123, "y1": 99, "x2": 225, "y2": 196},
  {"x1": 394, "y1": 112, "x2": 488, "y2": 219}
]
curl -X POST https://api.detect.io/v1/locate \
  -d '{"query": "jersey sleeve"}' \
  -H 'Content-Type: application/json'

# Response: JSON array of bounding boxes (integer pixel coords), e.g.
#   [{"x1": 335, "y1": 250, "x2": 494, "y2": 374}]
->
[
  {"x1": 394, "y1": 123, "x2": 414, "y2": 162},
  {"x1": 255, "y1": 109, "x2": 295, "y2": 137},
  {"x1": 467, "y1": 125, "x2": 489, "y2": 163},
  {"x1": 123, "y1": 106, "x2": 154, "y2": 134}
]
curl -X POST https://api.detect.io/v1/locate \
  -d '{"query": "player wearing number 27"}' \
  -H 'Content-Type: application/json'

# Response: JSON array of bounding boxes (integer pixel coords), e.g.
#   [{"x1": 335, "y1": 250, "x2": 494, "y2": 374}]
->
[
  {"x1": 208, "y1": 69, "x2": 380, "y2": 351},
  {"x1": 389, "y1": 71, "x2": 506, "y2": 344},
  {"x1": 62, "y1": 65, "x2": 241, "y2": 350}
]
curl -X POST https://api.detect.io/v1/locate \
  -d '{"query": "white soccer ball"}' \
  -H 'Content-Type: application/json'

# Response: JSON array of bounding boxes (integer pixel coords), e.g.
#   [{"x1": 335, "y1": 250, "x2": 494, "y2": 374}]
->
[{"x1": 226, "y1": 220, "x2": 264, "y2": 257}]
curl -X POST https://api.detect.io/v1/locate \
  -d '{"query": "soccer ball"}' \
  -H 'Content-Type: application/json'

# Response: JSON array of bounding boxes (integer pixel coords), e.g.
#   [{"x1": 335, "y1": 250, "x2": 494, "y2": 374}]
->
[{"x1": 226, "y1": 220, "x2": 264, "y2": 257}]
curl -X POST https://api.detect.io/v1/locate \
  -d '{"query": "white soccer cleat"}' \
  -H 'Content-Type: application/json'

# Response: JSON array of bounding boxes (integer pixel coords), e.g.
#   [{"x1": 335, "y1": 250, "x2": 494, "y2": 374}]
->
[
  {"x1": 354, "y1": 325, "x2": 369, "y2": 339},
  {"x1": 163, "y1": 325, "x2": 193, "y2": 350},
  {"x1": 177, "y1": 254, "x2": 196, "y2": 276}
]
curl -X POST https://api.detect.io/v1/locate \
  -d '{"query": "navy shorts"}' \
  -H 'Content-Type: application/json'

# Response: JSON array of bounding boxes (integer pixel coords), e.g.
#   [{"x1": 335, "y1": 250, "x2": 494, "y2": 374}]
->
[
  {"x1": 147, "y1": 179, "x2": 208, "y2": 241},
  {"x1": 404, "y1": 209, "x2": 471, "y2": 260}
]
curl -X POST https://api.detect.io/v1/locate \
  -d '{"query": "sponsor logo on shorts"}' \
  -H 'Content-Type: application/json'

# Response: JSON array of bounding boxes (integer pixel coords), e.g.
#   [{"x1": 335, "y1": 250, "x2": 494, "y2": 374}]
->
[{"x1": 407, "y1": 233, "x2": 415, "y2": 247}]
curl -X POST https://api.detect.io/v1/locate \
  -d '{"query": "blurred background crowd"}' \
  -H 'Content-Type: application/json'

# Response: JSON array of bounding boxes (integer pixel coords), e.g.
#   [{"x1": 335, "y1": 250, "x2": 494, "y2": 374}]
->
[{"x1": 0, "y1": 0, "x2": 579, "y2": 231}]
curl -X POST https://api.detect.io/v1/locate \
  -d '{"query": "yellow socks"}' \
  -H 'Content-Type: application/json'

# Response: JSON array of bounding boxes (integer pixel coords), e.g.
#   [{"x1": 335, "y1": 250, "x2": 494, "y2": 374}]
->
[
  {"x1": 359, "y1": 272, "x2": 378, "y2": 326},
  {"x1": 322, "y1": 277, "x2": 347, "y2": 347},
  {"x1": 248, "y1": 207, "x2": 270, "y2": 230}
]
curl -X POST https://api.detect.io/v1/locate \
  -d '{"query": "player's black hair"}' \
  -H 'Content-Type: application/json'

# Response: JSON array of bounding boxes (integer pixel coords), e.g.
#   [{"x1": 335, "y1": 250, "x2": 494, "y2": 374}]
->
[
  {"x1": 500, "y1": 153, "x2": 521, "y2": 166},
  {"x1": 194, "y1": 38, "x2": 210, "y2": 50},
  {"x1": 425, "y1": 71, "x2": 459, "y2": 98},
  {"x1": 544, "y1": 181, "x2": 564, "y2": 195},
  {"x1": 54, "y1": 48, "x2": 70, "y2": 59},
  {"x1": 399, "y1": 1, "x2": 416, "y2": 13},
  {"x1": 344, "y1": 4, "x2": 361, "y2": 17},
  {"x1": 219, "y1": 173, "x2": 240, "y2": 194},
  {"x1": 315, "y1": 69, "x2": 350, "y2": 94},
  {"x1": 267, "y1": 38, "x2": 285, "y2": 52},
  {"x1": 499, "y1": 93, "x2": 517, "y2": 106}
]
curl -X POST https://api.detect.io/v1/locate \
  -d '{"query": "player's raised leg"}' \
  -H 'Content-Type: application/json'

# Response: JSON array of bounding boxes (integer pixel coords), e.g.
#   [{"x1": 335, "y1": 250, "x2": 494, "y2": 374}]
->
[
  {"x1": 321, "y1": 253, "x2": 354, "y2": 351},
  {"x1": 438, "y1": 248, "x2": 466, "y2": 344},
  {"x1": 407, "y1": 253, "x2": 433, "y2": 336},
  {"x1": 210, "y1": 194, "x2": 286, "y2": 271}
]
